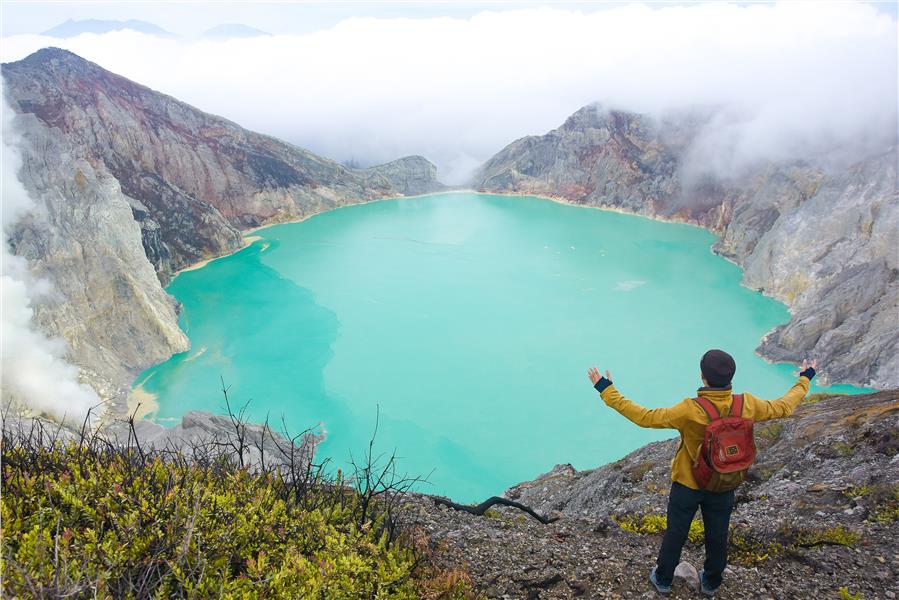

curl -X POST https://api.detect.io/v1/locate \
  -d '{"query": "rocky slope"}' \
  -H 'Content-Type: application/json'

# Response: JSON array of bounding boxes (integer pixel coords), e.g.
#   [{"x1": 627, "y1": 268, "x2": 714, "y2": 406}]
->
[
  {"x1": 474, "y1": 105, "x2": 899, "y2": 389},
  {"x1": 408, "y1": 389, "x2": 899, "y2": 598},
  {"x1": 1, "y1": 47, "x2": 444, "y2": 416},
  {"x1": 7, "y1": 112, "x2": 189, "y2": 403},
  {"x1": 363, "y1": 155, "x2": 446, "y2": 196}
]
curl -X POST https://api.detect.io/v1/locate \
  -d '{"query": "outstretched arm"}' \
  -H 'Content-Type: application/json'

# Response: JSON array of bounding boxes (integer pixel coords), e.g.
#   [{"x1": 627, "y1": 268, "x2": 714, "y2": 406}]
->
[
  {"x1": 752, "y1": 359, "x2": 817, "y2": 422},
  {"x1": 587, "y1": 367, "x2": 689, "y2": 429}
]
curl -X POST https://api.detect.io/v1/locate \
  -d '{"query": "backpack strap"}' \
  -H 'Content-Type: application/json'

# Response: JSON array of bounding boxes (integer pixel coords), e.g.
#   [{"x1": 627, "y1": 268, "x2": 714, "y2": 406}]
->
[
  {"x1": 731, "y1": 393, "x2": 744, "y2": 418},
  {"x1": 692, "y1": 396, "x2": 721, "y2": 421}
]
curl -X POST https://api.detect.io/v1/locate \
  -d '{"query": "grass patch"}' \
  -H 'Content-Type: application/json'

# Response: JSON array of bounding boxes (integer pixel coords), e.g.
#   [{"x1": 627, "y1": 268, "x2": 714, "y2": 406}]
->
[
  {"x1": 729, "y1": 528, "x2": 783, "y2": 566},
  {"x1": 616, "y1": 517, "x2": 798, "y2": 567},
  {"x1": 831, "y1": 442, "x2": 854, "y2": 457},
  {"x1": 870, "y1": 484, "x2": 899, "y2": 524},
  {"x1": 624, "y1": 461, "x2": 654, "y2": 482},
  {"x1": 842, "y1": 485, "x2": 873, "y2": 499},
  {"x1": 615, "y1": 514, "x2": 704, "y2": 543},
  {"x1": 751, "y1": 463, "x2": 783, "y2": 482},
  {"x1": 841, "y1": 484, "x2": 899, "y2": 523},
  {"x1": 788, "y1": 525, "x2": 861, "y2": 548},
  {"x1": 801, "y1": 392, "x2": 846, "y2": 405},
  {"x1": 838, "y1": 587, "x2": 864, "y2": 600},
  {"x1": 757, "y1": 422, "x2": 784, "y2": 442}
]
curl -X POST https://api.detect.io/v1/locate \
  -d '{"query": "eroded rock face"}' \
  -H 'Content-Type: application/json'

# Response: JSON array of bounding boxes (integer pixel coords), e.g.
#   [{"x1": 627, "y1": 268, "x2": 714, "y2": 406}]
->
[
  {"x1": 2, "y1": 48, "x2": 442, "y2": 284},
  {"x1": 362, "y1": 155, "x2": 445, "y2": 197},
  {"x1": 1, "y1": 47, "x2": 443, "y2": 415},
  {"x1": 474, "y1": 104, "x2": 899, "y2": 389},
  {"x1": 7, "y1": 113, "x2": 189, "y2": 407}
]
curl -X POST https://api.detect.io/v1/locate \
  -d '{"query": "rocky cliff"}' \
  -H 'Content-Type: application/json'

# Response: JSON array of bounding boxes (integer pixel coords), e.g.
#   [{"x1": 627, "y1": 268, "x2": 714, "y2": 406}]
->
[
  {"x1": 362, "y1": 155, "x2": 446, "y2": 196},
  {"x1": 409, "y1": 389, "x2": 899, "y2": 598},
  {"x1": 474, "y1": 105, "x2": 899, "y2": 389},
  {"x1": 1, "y1": 47, "x2": 444, "y2": 416}
]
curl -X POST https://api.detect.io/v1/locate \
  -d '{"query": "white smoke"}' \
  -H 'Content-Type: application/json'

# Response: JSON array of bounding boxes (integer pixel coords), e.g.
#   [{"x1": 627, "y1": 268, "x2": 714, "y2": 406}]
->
[
  {"x1": 1, "y1": 3, "x2": 895, "y2": 184},
  {"x1": 1, "y1": 97, "x2": 100, "y2": 424}
]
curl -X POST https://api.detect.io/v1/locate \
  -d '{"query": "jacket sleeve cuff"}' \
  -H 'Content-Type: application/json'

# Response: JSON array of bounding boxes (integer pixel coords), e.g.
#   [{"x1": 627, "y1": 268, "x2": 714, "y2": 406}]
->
[{"x1": 594, "y1": 377, "x2": 613, "y2": 393}]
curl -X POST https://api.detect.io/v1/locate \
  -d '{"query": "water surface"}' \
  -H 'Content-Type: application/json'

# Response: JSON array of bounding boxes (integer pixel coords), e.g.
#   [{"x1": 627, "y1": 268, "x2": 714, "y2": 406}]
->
[{"x1": 135, "y1": 193, "x2": 865, "y2": 501}]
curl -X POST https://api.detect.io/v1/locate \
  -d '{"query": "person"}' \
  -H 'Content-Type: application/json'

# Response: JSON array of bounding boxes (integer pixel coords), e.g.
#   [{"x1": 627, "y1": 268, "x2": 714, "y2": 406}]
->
[{"x1": 587, "y1": 349, "x2": 817, "y2": 596}]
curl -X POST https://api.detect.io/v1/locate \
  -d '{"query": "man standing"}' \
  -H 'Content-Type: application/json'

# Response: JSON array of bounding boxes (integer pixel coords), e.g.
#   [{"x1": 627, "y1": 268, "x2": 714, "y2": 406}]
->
[{"x1": 587, "y1": 349, "x2": 817, "y2": 596}]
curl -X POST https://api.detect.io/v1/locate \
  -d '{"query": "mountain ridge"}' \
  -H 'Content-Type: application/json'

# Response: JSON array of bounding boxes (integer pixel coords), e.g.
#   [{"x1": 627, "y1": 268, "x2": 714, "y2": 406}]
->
[
  {"x1": 41, "y1": 19, "x2": 175, "y2": 38},
  {"x1": 473, "y1": 104, "x2": 898, "y2": 389},
  {"x1": 2, "y1": 47, "x2": 444, "y2": 417}
]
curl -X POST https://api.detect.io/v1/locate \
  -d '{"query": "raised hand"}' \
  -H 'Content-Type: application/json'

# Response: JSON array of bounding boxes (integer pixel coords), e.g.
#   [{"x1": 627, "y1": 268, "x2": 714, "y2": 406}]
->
[
  {"x1": 798, "y1": 358, "x2": 817, "y2": 378},
  {"x1": 587, "y1": 367, "x2": 612, "y2": 385}
]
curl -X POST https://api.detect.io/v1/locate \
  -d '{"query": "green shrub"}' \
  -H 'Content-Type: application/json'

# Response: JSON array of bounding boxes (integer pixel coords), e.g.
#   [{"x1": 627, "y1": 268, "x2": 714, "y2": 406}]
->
[
  {"x1": 1, "y1": 438, "x2": 478, "y2": 599},
  {"x1": 624, "y1": 461, "x2": 654, "y2": 482},
  {"x1": 753, "y1": 463, "x2": 784, "y2": 482},
  {"x1": 838, "y1": 587, "x2": 864, "y2": 600},
  {"x1": 842, "y1": 483, "x2": 899, "y2": 522},
  {"x1": 831, "y1": 442, "x2": 854, "y2": 457},
  {"x1": 842, "y1": 485, "x2": 872, "y2": 499},
  {"x1": 801, "y1": 393, "x2": 846, "y2": 405},
  {"x1": 728, "y1": 528, "x2": 783, "y2": 565},
  {"x1": 616, "y1": 517, "x2": 791, "y2": 565},
  {"x1": 789, "y1": 525, "x2": 861, "y2": 548},
  {"x1": 870, "y1": 485, "x2": 899, "y2": 523},
  {"x1": 615, "y1": 514, "x2": 704, "y2": 543},
  {"x1": 757, "y1": 422, "x2": 784, "y2": 442}
]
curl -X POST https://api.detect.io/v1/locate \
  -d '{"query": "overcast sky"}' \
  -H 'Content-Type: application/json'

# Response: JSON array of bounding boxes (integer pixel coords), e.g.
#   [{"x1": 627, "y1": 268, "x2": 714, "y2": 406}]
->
[
  {"x1": 2, "y1": 1, "x2": 897, "y2": 182},
  {"x1": 1, "y1": 1, "x2": 661, "y2": 37}
]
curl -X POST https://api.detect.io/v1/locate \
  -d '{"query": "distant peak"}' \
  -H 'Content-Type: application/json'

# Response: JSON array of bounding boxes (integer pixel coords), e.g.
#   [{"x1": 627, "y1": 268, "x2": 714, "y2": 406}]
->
[
  {"x1": 41, "y1": 19, "x2": 174, "y2": 38},
  {"x1": 7, "y1": 47, "x2": 89, "y2": 68},
  {"x1": 26, "y1": 47, "x2": 79, "y2": 59},
  {"x1": 560, "y1": 103, "x2": 607, "y2": 130},
  {"x1": 200, "y1": 24, "x2": 271, "y2": 39}
]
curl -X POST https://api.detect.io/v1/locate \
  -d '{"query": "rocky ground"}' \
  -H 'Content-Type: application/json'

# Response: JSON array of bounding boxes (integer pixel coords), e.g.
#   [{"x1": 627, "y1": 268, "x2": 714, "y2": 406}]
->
[
  {"x1": 407, "y1": 497, "x2": 897, "y2": 599},
  {"x1": 404, "y1": 390, "x2": 899, "y2": 599}
]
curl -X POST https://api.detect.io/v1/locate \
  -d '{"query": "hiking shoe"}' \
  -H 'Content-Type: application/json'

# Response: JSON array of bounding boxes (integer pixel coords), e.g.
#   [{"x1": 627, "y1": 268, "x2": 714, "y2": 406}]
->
[
  {"x1": 698, "y1": 570, "x2": 719, "y2": 596},
  {"x1": 649, "y1": 567, "x2": 672, "y2": 594}
]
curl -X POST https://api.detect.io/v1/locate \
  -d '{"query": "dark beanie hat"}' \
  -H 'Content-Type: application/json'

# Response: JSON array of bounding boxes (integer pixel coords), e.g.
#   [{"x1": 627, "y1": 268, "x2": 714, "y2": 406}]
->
[{"x1": 700, "y1": 349, "x2": 736, "y2": 387}]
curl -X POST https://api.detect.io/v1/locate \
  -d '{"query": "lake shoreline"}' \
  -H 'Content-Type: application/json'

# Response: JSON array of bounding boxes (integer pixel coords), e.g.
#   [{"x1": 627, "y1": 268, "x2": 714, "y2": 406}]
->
[
  {"x1": 162, "y1": 190, "x2": 868, "y2": 395},
  {"x1": 173, "y1": 189, "x2": 714, "y2": 279}
]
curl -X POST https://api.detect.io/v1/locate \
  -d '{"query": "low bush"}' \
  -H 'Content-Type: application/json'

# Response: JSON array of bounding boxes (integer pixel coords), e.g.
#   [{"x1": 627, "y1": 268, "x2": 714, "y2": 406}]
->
[
  {"x1": 800, "y1": 393, "x2": 846, "y2": 405},
  {"x1": 757, "y1": 422, "x2": 784, "y2": 442},
  {"x1": 728, "y1": 527, "x2": 783, "y2": 566},
  {"x1": 615, "y1": 514, "x2": 704, "y2": 543},
  {"x1": 838, "y1": 586, "x2": 864, "y2": 600},
  {"x1": 785, "y1": 525, "x2": 861, "y2": 548},
  {"x1": 1, "y1": 405, "x2": 479, "y2": 599},
  {"x1": 869, "y1": 484, "x2": 899, "y2": 524}
]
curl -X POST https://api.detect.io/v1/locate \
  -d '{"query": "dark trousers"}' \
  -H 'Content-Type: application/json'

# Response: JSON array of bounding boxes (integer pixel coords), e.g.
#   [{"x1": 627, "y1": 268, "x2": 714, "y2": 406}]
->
[{"x1": 655, "y1": 482, "x2": 735, "y2": 589}]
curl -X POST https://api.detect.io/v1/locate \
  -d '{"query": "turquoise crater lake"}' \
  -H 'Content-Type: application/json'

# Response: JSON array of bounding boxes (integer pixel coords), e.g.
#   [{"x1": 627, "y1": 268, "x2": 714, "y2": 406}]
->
[{"x1": 134, "y1": 192, "x2": 865, "y2": 501}]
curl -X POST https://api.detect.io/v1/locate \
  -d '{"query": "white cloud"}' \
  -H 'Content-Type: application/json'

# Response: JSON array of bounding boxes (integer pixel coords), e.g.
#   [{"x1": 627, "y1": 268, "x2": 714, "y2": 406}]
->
[
  {"x1": 1, "y1": 3, "x2": 896, "y2": 183},
  {"x1": 1, "y1": 96, "x2": 100, "y2": 425}
]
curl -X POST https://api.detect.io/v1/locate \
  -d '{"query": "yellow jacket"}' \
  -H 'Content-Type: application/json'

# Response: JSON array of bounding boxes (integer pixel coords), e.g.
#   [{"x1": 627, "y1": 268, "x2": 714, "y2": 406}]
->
[{"x1": 599, "y1": 377, "x2": 812, "y2": 490}]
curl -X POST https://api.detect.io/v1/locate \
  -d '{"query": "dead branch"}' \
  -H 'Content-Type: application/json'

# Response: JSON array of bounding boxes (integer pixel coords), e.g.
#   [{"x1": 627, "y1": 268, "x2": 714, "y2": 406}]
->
[{"x1": 433, "y1": 495, "x2": 558, "y2": 524}]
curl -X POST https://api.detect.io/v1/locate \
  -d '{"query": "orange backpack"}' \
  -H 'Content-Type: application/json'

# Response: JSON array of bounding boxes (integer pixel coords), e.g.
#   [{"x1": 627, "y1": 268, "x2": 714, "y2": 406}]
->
[{"x1": 691, "y1": 394, "x2": 756, "y2": 492}]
